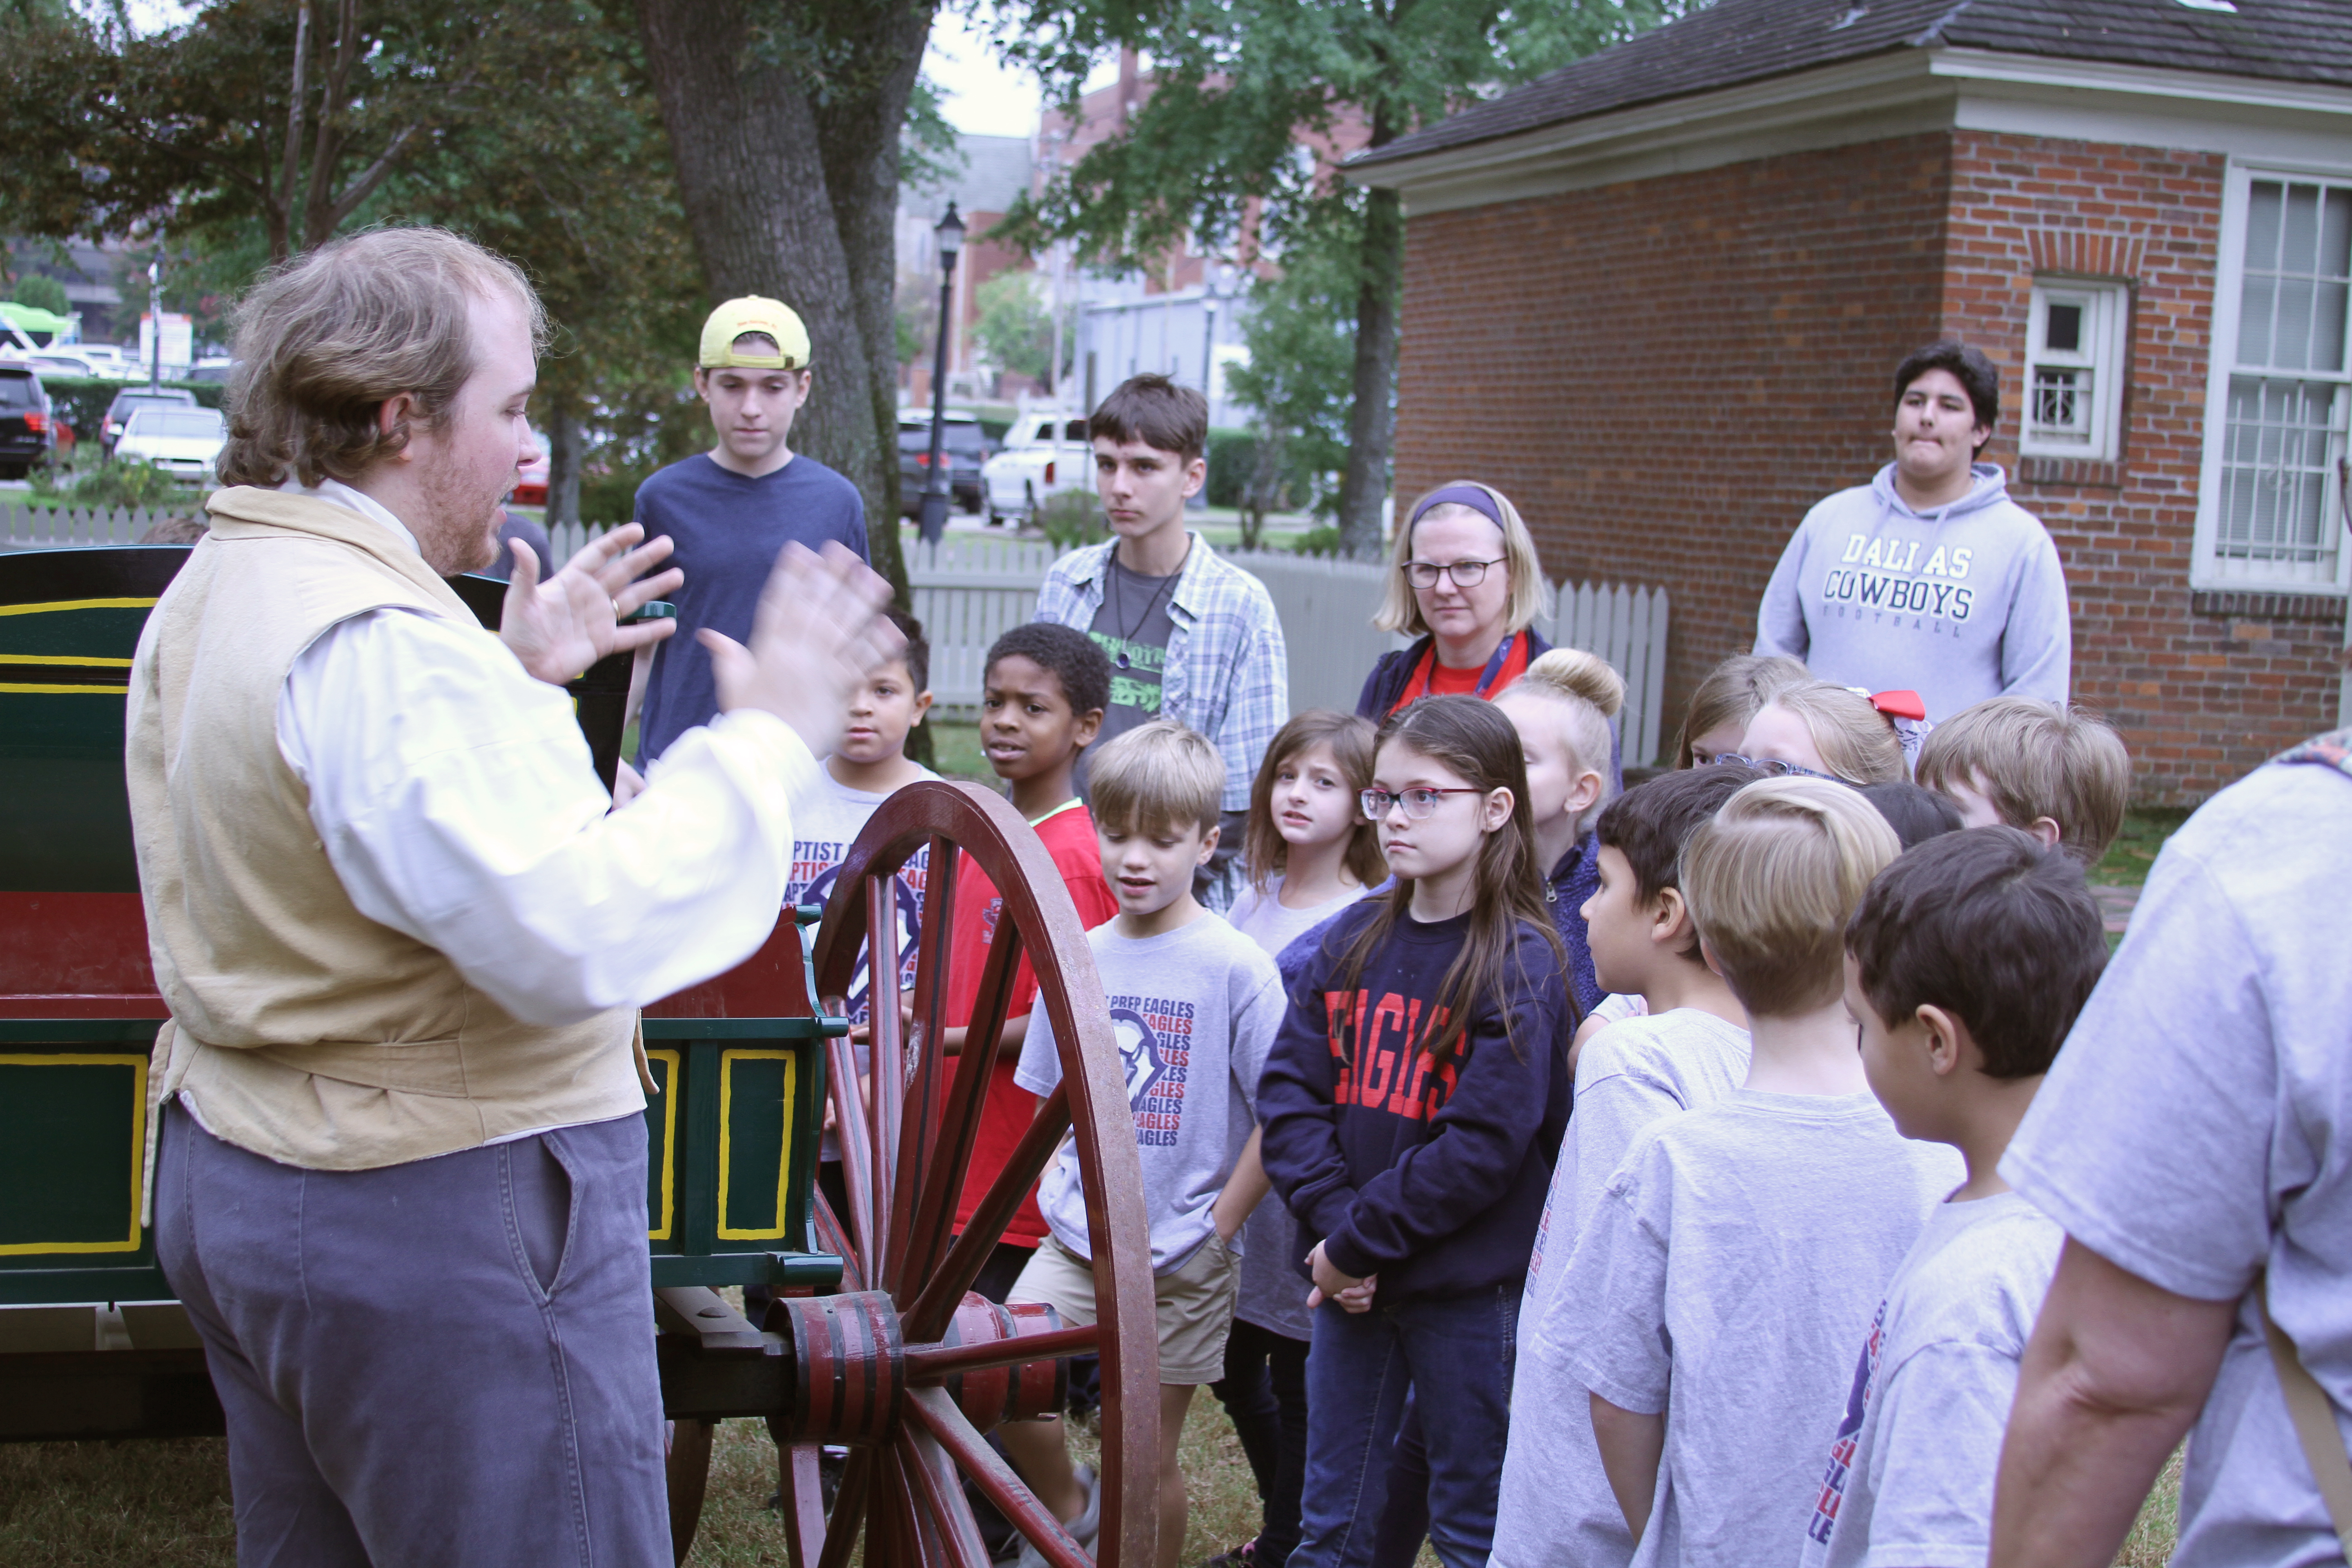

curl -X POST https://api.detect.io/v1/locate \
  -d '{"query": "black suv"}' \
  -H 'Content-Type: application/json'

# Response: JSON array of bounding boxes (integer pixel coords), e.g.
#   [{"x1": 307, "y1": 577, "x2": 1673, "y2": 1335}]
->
[
  {"x1": 897, "y1": 415, "x2": 987, "y2": 517},
  {"x1": 0, "y1": 366, "x2": 54, "y2": 480}
]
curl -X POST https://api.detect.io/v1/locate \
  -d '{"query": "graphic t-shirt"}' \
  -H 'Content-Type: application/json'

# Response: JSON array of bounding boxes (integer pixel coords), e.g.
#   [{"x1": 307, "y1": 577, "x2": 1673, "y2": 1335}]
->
[
  {"x1": 783, "y1": 764, "x2": 942, "y2": 1027},
  {"x1": 2000, "y1": 752, "x2": 2352, "y2": 1568},
  {"x1": 1217, "y1": 873, "x2": 1372, "y2": 1338},
  {"x1": 1798, "y1": 1191, "x2": 2063, "y2": 1568},
  {"x1": 1077, "y1": 555, "x2": 1179, "y2": 796},
  {"x1": 1016, "y1": 915, "x2": 1284, "y2": 1275},
  {"x1": 947, "y1": 800, "x2": 1120, "y2": 1248},
  {"x1": 1553, "y1": 1090, "x2": 1962, "y2": 1568},
  {"x1": 633, "y1": 452, "x2": 868, "y2": 763},
  {"x1": 1494, "y1": 1009, "x2": 1754, "y2": 1568}
]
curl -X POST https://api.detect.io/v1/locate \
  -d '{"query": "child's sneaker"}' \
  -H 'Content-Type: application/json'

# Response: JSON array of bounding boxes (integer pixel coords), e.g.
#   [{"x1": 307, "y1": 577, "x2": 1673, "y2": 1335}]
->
[{"x1": 1013, "y1": 1464, "x2": 1099, "y2": 1567}]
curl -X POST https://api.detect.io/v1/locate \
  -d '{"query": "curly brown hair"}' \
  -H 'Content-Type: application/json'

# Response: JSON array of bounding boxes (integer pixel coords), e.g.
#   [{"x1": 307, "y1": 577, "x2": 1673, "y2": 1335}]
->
[{"x1": 218, "y1": 227, "x2": 547, "y2": 489}]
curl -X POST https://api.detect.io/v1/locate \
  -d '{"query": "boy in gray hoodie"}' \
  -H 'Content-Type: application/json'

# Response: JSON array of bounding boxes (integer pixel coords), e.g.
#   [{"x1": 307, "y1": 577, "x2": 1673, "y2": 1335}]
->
[{"x1": 1755, "y1": 342, "x2": 2070, "y2": 721}]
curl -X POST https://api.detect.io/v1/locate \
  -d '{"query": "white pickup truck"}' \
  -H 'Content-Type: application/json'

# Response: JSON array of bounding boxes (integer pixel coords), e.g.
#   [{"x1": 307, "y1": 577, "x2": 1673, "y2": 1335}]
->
[{"x1": 980, "y1": 409, "x2": 1093, "y2": 525}]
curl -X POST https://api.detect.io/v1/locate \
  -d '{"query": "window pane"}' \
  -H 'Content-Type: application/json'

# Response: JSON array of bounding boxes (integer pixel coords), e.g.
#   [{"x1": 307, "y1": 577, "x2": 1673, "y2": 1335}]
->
[
  {"x1": 2216, "y1": 376, "x2": 2340, "y2": 574},
  {"x1": 2033, "y1": 367, "x2": 2089, "y2": 441},
  {"x1": 2236, "y1": 180, "x2": 2352, "y2": 374},
  {"x1": 2045, "y1": 303, "x2": 2083, "y2": 353}
]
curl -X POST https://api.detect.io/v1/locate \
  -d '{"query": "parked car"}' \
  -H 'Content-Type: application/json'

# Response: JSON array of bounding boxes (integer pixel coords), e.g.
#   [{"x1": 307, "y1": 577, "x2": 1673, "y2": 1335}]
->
[
  {"x1": 897, "y1": 411, "x2": 988, "y2": 517},
  {"x1": 508, "y1": 431, "x2": 551, "y2": 506},
  {"x1": 24, "y1": 349, "x2": 117, "y2": 380},
  {"x1": 113, "y1": 405, "x2": 226, "y2": 483},
  {"x1": 980, "y1": 410, "x2": 1093, "y2": 525},
  {"x1": 101, "y1": 387, "x2": 198, "y2": 453},
  {"x1": 0, "y1": 363, "x2": 54, "y2": 480}
]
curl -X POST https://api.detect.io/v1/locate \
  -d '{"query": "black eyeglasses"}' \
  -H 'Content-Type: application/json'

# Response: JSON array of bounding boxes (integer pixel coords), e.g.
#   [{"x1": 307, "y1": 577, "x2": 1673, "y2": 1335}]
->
[
  {"x1": 1361, "y1": 786, "x2": 1483, "y2": 821},
  {"x1": 1708, "y1": 753, "x2": 1850, "y2": 785},
  {"x1": 1401, "y1": 558, "x2": 1503, "y2": 590}
]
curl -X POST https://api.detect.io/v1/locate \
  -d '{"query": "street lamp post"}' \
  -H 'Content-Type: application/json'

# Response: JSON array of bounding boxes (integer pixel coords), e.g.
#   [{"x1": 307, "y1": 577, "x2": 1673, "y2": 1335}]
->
[
  {"x1": 1198, "y1": 260, "x2": 1235, "y2": 422},
  {"x1": 147, "y1": 255, "x2": 162, "y2": 394},
  {"x1": 919, "y1": 202, "x2": 965, "y2": 545}
]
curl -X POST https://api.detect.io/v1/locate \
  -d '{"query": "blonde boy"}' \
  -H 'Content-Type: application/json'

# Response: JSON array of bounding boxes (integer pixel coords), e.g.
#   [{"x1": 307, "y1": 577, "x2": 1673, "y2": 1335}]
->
[
  {"x1": 1915, "y1": 696, "x2": 2129, "y2": 862},
  {"x1": 1554, "y1": 779, "x2": 1961, "y2": 1568},
  {"x1": 1494, "y1": 647, "x2": 1624, "y2": 1014},
  {"x1": 1002, "y1": 720, "x2": 1286, "y2": 1568}
]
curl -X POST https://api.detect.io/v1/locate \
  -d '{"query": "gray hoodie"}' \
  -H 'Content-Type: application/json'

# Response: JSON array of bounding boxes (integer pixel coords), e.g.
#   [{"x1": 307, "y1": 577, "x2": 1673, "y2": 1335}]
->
[{"x1": 1755, "y1": 462, "x2": 2069, "y2": 721}]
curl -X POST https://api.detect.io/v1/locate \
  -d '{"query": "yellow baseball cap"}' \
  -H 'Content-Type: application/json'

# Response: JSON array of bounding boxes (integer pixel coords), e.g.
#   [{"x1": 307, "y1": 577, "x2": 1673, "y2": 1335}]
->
[{"x1": 698, "y1": 297, "x2": 812, "y2": 370}]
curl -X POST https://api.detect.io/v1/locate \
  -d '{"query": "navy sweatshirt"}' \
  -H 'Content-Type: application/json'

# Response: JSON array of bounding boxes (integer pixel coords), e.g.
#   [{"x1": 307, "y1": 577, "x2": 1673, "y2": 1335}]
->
[
  {"x1": 1549, "y1": 831, "x2": 1603, "y2": 1018},
  {"x1": 1258, "y1": 900, "x2": 1571, "y2": 1303}
]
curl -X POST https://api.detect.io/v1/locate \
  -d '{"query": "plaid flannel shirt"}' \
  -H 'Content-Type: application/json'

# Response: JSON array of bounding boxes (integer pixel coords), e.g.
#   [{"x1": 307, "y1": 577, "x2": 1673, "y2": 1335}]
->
[{"x1": 1035, "y1": 534, "x2": 1289, "y2": 908}]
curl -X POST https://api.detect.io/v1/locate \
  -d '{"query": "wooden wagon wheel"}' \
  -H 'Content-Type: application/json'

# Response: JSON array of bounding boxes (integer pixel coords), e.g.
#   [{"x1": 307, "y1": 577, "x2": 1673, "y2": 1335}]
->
[{"x1": 779, "y1": 779, "x2": 1161, "y2": 1568}]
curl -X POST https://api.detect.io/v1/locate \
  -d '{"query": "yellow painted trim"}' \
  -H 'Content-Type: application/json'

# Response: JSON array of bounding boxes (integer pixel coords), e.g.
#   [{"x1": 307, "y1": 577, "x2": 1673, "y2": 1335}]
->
[
  {"x1": 0, "y1": 683, "x2": 129, "y2": 694},
  {"x1": 645, "y1": 1048, "x2": 680, "y2": 1241},
  {"x1": 0, "y1": 654, "x2": 133, "y2": 667},
  {"x1": 715, "y1": 1049, "x2": 796, "y2": 1241},
  {"x1": 0, "y1": 1053, "x2": 147, "y2": 1254},
  {"x1": 0, "y1": 598, "x2": 159, "y2": 617}
]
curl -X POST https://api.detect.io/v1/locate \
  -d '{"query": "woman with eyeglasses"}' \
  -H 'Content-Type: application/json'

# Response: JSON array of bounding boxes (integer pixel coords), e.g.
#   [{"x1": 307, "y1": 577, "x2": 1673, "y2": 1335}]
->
[
  {"x1": 1722, "y1": 680, "x2": 1908, "y2": 786},
  {"x1": 1356, "y1": 482, "x2": 1554, "y2": 720}
]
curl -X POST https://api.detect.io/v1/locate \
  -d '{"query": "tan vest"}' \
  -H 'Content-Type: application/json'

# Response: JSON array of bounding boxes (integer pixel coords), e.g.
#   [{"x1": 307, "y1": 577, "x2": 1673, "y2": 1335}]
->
[{"x1": 128, "y1": 487, "x2": 639, "y2": 1171}]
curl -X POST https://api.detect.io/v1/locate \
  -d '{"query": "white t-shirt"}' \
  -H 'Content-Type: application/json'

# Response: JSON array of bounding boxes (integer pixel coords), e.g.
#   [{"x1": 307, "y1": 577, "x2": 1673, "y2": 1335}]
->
[
  {"x1": 1556, "y1": 1089, "x2": 1963, "y2": 1568},
  {"x1": 1798, "y1": 1191, "x2": 2063, "y2": 1568},
  {"x1": 1225, "y1": 873, "x2": 1371, "y2": 1338},
  {"x1": 783, "y1": 763, "x2": 939, "y2": 1027},
  {"x1": 1016, "y1": 914, "x2": 1285, "y2": 1275},
  {"x1": 2002, "y1": 754, "x2": 2352, "y2": 1568},
  {"x1": 1494, "y1": 1009, "x2": 1753, "y2": 1568}
]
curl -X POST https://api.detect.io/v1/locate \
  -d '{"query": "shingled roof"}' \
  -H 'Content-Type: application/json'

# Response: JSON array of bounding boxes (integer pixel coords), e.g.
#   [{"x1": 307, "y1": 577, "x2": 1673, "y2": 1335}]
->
[{"x1": 1353, "y1": 0, "x2": 2352, "y2": 171}]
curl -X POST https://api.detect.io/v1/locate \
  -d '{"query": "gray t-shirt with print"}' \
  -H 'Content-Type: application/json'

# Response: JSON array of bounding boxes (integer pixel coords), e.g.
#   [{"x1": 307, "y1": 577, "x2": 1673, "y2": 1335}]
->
[
  {"x1": 1798, "y1": 1191, "x2": 2063, "y2": 1568},
  {"x1": 1075, "y1": 555, "x2": 1178, "y2": 795},
  {"x1": 1556, "y1": 1090, "x2": 1962, "y2": 1568},
  {"x1": 1225, "y1": 876, "x2": 1373, "y2": 1339},
  {"x1": 2002, "y1": 754, "x2": 2352, "y2": 1568},
  {"x1": 1494, "y1": 1009, "x2": 1753, "y2": 1568},
  {"x1": 1016, "y1": 913, "x2": 1285, "y2": 1276}
]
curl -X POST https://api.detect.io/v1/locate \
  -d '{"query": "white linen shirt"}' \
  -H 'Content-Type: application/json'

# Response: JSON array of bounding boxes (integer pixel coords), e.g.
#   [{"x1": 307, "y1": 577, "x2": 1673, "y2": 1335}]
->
[{"x1": 270, "y1": 481, "x2": 813, "y2": 1029}]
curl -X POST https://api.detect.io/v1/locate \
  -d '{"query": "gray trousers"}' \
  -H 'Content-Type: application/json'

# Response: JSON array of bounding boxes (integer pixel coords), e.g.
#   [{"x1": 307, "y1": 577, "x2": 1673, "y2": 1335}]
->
[{"x1": 155, "y1": 1103, "x2": 669, "y2": 1567}]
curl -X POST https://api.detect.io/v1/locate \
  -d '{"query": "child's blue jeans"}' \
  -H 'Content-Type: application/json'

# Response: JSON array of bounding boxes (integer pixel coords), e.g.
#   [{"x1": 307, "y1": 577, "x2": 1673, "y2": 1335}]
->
[{"x1": 1289, "y1": 1285, "x2": 1519, "y2": 1568}]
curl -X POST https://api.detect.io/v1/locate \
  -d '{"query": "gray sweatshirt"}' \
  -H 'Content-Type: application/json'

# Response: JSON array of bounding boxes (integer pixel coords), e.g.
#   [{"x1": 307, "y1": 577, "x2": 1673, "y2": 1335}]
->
[{"x1": 1754, "y1": 462, "x2": 2070, "y2": 721}]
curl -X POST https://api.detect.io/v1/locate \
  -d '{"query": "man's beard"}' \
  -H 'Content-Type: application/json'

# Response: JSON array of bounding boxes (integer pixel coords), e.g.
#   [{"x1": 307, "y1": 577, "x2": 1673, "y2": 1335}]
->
[{"x1": 412, "y1": 465, "x2": 506, "y2": 577}]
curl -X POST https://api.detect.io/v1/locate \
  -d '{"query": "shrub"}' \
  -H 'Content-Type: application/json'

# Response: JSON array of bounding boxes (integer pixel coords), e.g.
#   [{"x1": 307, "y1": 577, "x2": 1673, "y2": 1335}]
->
[
  {"x1": 34, "y1": 457, "x2": 190, "y2": 509},
  {"x1": 1036, "y1": 488, "x2": 1105, "y2": 552},
  {"x1": 1205, "y1": 427, "x2": 1259, "y2": 508},
  {"x1": 1291, "y1": 525, "x2": 1344, "y2": 558}
]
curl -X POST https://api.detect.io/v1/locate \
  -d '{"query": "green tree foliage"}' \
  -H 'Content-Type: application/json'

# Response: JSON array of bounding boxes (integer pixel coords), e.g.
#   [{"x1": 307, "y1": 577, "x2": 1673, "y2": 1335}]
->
[
  {"x1": 1223, "y1": 217, "x2": 1359, "y2": 525},
  {"x1": 970, "y1": 269, "x2": 1069, "y2": 385},
  {"x1": 6, "y1": 273, "x2": 69, "y2": 315},
  {"x1": 990, "y1": 0, "x2": 1689, "y2": 554}
]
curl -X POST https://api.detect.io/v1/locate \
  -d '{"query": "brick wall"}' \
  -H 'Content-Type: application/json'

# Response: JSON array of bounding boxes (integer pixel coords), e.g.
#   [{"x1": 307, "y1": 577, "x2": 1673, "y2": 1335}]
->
[
  {"x1": 1393, "y1": 134, "x2": 1953, "y2": 763},
  {"x1": 1393, "y1": 127, "x2": 2345, "y2": 798},
  {"x1": 1940, "y1": 129, "x2": 2339, "y2": 802}
]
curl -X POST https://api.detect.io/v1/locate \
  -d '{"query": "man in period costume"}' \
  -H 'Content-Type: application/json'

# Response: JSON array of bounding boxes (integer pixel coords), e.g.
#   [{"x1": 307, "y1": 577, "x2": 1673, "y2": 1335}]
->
[{"x1": 130, "y1": 226, "x2": 900, "y2": 1566}]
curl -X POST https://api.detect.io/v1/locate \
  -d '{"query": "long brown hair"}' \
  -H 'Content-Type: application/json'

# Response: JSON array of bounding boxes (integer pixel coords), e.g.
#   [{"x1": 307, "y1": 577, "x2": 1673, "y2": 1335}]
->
[
  {"x1": 1331, "y1": 696, "x2": 1569, "y2": 1066},
  {"x1": 1245, "y1": 710, "x2": 1386, "y2": 894}
]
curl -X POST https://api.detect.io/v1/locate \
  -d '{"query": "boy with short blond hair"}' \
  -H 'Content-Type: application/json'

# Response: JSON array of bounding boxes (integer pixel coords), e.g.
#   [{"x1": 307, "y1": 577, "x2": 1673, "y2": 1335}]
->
[
  {"x1": 1915, "y1": 695, "x2": 2130, "y2": 862},
  {"x1": 1494, "y1": 764, "x2": 1762, "y2": 1568},
  {"x1": 1001, "y1": 719, "x2": 1287, "y2": 1568},
  {"x1": 1556, "y1": 779, "x2": 1962, "y2": 1568},
  {"x1": 1801, "y1": 827, "x2": 2106, "y2": 1568}
]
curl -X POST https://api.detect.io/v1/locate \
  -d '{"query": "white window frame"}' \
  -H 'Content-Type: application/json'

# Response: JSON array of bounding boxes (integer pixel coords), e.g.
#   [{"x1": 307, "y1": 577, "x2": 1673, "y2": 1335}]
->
[
  {"x1": 2193, "y1": 161, "x2": 2352, "y2": 595},
  {"x1": 2022, "y1": 279, "x2": 2128, "y2": 461}
]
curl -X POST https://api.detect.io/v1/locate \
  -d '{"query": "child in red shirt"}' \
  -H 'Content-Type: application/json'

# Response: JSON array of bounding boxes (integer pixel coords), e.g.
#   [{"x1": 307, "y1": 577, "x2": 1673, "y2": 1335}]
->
[{"x1": 941, "y1": 623, "x2": 1119, "y2": 1298}]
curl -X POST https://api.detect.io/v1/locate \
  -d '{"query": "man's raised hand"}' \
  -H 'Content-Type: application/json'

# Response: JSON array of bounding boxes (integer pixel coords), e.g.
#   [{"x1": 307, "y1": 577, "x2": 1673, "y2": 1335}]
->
[
  {"x1": 701, "y1": 541, "x2": 903, "y2": 758},
  {"x1": 500, "y1": 524, "x2": 685, "y2": 686}
]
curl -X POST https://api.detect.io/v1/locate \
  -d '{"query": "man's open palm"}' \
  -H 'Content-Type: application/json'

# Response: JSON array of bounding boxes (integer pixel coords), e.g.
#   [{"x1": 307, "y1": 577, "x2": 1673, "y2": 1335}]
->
[
  {"x1": 501, "y1": 524, "x2": 685, "y2": 685},
  {"x1": 701, "y1": 542, "x2": 902, "y2": 758}
]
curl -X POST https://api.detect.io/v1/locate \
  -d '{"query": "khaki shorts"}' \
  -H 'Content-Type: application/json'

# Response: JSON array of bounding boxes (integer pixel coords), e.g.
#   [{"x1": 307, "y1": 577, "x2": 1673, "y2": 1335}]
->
[{"x1": 1009, "y1": 1230, "x2": 1240, "y2": 1387}]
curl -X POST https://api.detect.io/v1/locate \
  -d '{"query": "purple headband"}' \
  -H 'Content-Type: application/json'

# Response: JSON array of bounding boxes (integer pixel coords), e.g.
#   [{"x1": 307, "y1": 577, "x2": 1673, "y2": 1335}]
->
[{"x1": 1408, "y1": 483, "x2": 1506, "y2": 530}]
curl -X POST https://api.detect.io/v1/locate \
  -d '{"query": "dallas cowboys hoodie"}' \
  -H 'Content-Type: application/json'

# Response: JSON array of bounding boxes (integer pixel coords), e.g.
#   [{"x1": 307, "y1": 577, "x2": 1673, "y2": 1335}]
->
[{"x1": 1754, "y1": 462, "x2": 2070, "y2": 721}]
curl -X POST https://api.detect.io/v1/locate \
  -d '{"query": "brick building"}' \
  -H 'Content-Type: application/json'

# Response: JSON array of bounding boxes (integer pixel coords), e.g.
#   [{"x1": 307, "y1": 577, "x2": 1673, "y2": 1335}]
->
[{"x1": 1352, "y1": 0, "x2": 2350, "y2": 797}]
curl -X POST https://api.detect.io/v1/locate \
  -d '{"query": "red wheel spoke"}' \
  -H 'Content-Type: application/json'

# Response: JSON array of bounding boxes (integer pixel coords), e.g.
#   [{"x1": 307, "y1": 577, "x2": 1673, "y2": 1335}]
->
[
  {"x1": 775, "y1": 1441, "x2": 828, "y2": 1568},
  {"x1": 906, "y1": 1387, "x2": 1092, "y2": 1568},
  {"x1": 893, "y1": 903, "x2": 1025, "y2": 1310},
  {"x1": 827, "y1": 1033, "x2": 878, "y2": 1273},
  {"x1": 810, "y1": 1189, "x2": 865, "y2": 1293},
  {"x1": 896, "y1": 1423, "x2": 993, "y2": 1568},
  {"x1": 866, "y1": 877, "x2": 906, "y2": 1273},
  {"x1": 903, "y1": 1084, "x2": 1071, "y2": 1341},
  {"x1": 816, "y1": 1445, "x2": 877, "y2": 1568},
  {"x1": 903, "y1": 1323, "x2": 1098, "y2": 1383}
]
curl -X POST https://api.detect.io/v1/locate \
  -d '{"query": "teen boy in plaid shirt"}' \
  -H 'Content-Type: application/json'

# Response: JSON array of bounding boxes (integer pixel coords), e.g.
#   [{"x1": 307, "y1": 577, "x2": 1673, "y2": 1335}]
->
[{"x1": 1034, "y1": 373, "x2": 1288, "y2": 911}]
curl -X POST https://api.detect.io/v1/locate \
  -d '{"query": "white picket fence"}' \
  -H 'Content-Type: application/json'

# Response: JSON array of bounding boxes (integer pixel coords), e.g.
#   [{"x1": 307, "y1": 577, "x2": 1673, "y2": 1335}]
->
[{"x1": 0, "y1": 505, "x2": 1673, "y2": 761}]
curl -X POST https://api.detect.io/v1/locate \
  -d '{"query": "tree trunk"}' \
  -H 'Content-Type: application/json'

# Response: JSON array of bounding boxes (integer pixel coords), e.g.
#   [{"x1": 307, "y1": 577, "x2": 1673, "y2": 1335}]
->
[
  {"x1": 633, "y1": 0, "x2": 918, "y2": 610},
  {"x1": 1335, "y1": 180, "x2": 1402, "y2": 560},
  {"x1": 545, "y1": 398, "x2": 582, "y2": 529}
]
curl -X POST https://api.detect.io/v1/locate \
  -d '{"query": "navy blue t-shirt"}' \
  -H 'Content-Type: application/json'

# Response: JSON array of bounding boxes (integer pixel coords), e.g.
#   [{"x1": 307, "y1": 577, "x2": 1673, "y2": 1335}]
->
[{"x1": 633, "y1": 451, "x2": 867, "y2": 763}]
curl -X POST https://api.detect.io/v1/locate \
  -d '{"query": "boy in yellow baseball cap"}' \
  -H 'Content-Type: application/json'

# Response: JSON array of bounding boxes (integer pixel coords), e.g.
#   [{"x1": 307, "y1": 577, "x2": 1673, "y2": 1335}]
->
[{"x1": 630, "y1": 296, "x2": 871, "y2": 769}]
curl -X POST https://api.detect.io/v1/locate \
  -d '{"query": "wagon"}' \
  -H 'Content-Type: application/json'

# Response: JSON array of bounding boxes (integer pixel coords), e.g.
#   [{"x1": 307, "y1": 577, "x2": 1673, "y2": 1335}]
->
[{"x1": 0, "y1": 543, "x2": 1160, "y2": 1565}]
